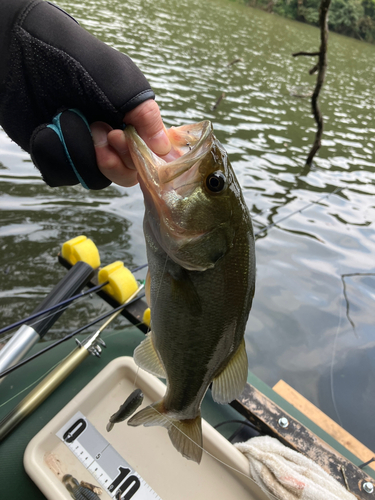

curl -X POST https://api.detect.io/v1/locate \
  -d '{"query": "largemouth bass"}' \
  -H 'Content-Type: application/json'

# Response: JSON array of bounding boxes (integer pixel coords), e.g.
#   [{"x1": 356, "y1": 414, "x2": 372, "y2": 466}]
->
[{"x1": 126, "y1": 121, "x2": 255, "y2": 464}]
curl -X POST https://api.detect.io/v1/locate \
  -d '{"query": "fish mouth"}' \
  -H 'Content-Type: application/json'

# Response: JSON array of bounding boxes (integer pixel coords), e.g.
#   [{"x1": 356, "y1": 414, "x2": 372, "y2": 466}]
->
[
  {"x1": 125, "y1": 121, "x2": 214, "y2": 229},
  {"x1": 124, "y1": 120, "x2": 212, "y2": 197}
]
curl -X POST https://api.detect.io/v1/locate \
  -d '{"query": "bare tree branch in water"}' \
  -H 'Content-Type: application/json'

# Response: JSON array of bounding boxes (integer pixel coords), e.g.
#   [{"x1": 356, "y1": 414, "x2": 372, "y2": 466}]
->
[
  {"x1": 341, "y1": 272, "x2": 375, "y2": 338},
  {"x1": 309, "y1": 63, "x2": 319, "y2": 76},
  {"x1": 292, "y1": 51, "x2": 320, "y2": 57},
  {"x1": 211, "y1": 92, "x2": 225, "y2": 111},
  {"x1": 293, "y1": 0, "x2": 331, "y2": 166}
]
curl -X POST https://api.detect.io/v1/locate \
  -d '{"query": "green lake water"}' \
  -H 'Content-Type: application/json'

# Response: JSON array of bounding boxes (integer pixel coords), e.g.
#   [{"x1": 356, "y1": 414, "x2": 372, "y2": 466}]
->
[{"x1": 0, "y1": 0, "x2": 375, "y2": 451}]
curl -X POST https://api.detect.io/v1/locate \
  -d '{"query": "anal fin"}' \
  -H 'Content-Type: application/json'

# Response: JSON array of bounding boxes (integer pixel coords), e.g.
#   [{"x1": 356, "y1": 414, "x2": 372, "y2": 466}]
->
[
  {"x1": 133, "y1": 332, "x2": 166, "y2": 378},
  {"x1": 127, "y1": 400, "x2": 169, "y2": 427},
  {"x1": 212, "y1": 338, "x2": 248, "y2": 404}
]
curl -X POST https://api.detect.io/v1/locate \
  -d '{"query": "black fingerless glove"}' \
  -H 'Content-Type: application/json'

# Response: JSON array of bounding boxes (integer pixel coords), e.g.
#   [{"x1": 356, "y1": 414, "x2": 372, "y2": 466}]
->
[{"x1": 0, "y1": 0, "x2": 155, "y2": 189}]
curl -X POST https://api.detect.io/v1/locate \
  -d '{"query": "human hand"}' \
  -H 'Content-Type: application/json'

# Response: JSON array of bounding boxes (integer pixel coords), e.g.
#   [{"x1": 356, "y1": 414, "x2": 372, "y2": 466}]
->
[
  {"x1": 0, "y1": 0, "x2": 158, "y2": 190},
  {"x1": 91, "y1": 100, "x2": 171, "y2": 187}
]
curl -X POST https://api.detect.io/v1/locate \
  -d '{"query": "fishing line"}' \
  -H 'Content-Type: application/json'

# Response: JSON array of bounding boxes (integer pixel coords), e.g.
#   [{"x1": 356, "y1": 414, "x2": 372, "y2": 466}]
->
[
  {"x1": 254, "y1": 187, "x2": 342, "y2": 237},
  {"x1": 0, "y1": 359, "x2": 62, "y2": 410},
  {"x1": 0, "y1": 320, "x2": 147, "y2": 408},
  {"x1": 0, "y1": 294, "x2": 108, "y2": 350},
  {"x1": 0, "y1": 262, "x2": 146, "y2": 337},
  {"x1": 0, "y1": 300, "x2": 81, "y2": 344},
  {"x1": 0, "y1": 281, "x2": 109, "y2": 337},
  {"x1": 0, "y1": 331, "x2": 16, "y2": 343},
  {"x1": 0, "y1": 293, "x2": 145, "y2": 379},
  {"x1": 1, "y1": 189, "x2": 341, "y2": 338},
  {"x1": 102, "y1": 322, "x2": 144, "y2": 340},
  {"x1": 330, "y1": 275, "x2": 345, "y2": 428},
  {"x1": 250, "y1": 206, "x2": 278, "y2": 224},
  {"x1": 146, "y1": 404, "x2": 280, "y2": 500},
  {"x1": 99, "y1": 324, "x2": 273, "y2": 492},
  {"x1": 0, "y1": 285, "x2": 107, "y2": 341}
]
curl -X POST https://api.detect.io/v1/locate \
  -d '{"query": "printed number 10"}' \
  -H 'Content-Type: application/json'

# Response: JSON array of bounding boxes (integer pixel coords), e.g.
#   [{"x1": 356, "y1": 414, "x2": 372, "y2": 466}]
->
[{"x1": 108, "y1": 466, "x2": 141, "y2": 499}]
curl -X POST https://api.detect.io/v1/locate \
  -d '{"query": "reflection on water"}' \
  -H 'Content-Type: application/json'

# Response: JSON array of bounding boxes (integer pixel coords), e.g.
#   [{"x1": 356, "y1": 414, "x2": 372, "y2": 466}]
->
[{"x1": 0, "y1": 0, "x2": 374, "y2": 449}]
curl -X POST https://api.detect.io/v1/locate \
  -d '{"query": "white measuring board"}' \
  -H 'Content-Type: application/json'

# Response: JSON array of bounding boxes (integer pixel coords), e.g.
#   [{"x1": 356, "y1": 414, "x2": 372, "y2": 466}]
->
[{"x1": 56, "y1": 411, "x2": 162, "y2": 500}]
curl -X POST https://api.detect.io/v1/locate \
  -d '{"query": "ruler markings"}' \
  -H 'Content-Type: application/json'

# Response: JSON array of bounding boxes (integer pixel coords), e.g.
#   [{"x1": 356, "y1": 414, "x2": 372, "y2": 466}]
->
[{"x1": 56, "y1": 411, "x2": 162, "y2": 500}]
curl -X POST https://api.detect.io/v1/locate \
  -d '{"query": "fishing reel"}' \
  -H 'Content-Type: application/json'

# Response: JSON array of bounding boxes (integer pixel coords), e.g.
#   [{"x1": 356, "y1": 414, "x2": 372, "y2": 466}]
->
[{"x1": 75, "y1": 336, "x2": 106, "y2": 358}]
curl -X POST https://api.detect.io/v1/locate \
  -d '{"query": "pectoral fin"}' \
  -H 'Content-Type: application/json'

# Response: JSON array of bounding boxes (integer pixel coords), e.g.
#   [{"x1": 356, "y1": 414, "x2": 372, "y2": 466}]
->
[
  {"x1": 211, "y1": 339, "x2": 248, "y2": 404},
  {"x1": 133, "y1": 332, "x2": 166, "y2": 378}
]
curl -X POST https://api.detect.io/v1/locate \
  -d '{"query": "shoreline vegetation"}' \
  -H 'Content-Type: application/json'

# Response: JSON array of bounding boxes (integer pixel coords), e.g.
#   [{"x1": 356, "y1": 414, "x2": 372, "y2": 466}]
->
[{"x1": 243, "y1": 0, "x2": 375, "y2": 43}]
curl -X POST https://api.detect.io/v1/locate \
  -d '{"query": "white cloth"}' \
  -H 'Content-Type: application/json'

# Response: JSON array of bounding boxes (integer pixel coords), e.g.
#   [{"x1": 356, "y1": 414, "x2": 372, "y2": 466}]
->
[{"x1": 234, "y1": 436, "x2": 357, "y2": 500}]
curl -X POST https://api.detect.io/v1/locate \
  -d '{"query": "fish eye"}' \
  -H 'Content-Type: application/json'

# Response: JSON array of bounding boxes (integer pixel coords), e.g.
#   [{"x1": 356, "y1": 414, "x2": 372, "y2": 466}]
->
[{"x1": 206, "y1": 171, "x2": 226, "y2": 193}]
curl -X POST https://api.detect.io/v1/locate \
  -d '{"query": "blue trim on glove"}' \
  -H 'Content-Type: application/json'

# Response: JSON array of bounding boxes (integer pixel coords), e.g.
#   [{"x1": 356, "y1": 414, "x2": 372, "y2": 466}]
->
[{"x1": 47, "y1": 109, "x2": 91, "y2": 189}]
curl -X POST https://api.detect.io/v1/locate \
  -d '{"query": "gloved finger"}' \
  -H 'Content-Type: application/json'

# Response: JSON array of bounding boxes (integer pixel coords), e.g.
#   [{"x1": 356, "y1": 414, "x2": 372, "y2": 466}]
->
[
  {"x1": 124, "y1": 100, "x2": 171, "y2": 157},
  {"x1": 30, "y1": 109, "x2": 111, "y2": 190},
  {"x1": 92, "y1": 123, "x2": 138, "y2": 187}
]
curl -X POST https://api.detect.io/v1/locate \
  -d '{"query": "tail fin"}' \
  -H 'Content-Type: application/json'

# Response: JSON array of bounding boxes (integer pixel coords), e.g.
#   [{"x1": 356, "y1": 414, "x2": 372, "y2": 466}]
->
[
  {"x1": 128, "y1": 401, "x2": 203, "y2": 464},
  {"x1": 168, "y1": 416, "x2": 202, "y2": 464}
]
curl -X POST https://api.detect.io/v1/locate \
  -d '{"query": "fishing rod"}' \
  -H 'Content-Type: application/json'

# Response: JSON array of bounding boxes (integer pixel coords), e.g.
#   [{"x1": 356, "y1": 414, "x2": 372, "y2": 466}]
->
[
  {"x1": 0, "y1": 290, "x2": 146, "y2": 380},
  {"x1": 0, "y1": 284, "x2": 145, "y2": 441},
  {"x1": 129, "y1": 263, "x2": 148, "y2": 273},
  {"x1": 254, "y1": 187, "x2": 342, "y2": 237},
  {"x1": 0, "y1": 262, "x2": 98, "y2": 375}
]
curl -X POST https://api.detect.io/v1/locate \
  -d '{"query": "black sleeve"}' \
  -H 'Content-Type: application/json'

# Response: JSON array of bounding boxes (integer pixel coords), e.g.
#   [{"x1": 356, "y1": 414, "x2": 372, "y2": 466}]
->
[{"x1": 0, "y1": 0, "x2": 155, "y2": 189}]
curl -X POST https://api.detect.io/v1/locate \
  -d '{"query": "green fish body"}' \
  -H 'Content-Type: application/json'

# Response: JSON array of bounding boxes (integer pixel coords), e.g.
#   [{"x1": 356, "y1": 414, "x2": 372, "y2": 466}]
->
[{"x1": 126, "y1": 121, "x2": 255, "y2": 464}]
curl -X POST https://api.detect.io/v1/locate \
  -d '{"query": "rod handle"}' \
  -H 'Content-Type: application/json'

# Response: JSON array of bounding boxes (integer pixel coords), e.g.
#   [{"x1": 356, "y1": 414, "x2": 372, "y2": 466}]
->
[
  {"x1": 0, "y1": 345, "x2": 89, "y2": 441},
  {"x1": 27, "y1": 261, "x2": 95, "y2": 338}
]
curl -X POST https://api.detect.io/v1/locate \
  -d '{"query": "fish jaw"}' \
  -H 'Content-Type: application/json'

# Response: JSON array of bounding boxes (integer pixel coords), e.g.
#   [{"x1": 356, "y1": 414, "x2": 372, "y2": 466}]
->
[{"x1": 124, "y1": 120, "x2": 211, "y2": 189}]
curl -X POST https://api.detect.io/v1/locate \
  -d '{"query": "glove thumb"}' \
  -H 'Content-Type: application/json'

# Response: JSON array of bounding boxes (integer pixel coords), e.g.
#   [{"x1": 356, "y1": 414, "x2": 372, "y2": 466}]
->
[{"x1": 30, "y1": 109, "x2": 111, "y2": 190}]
